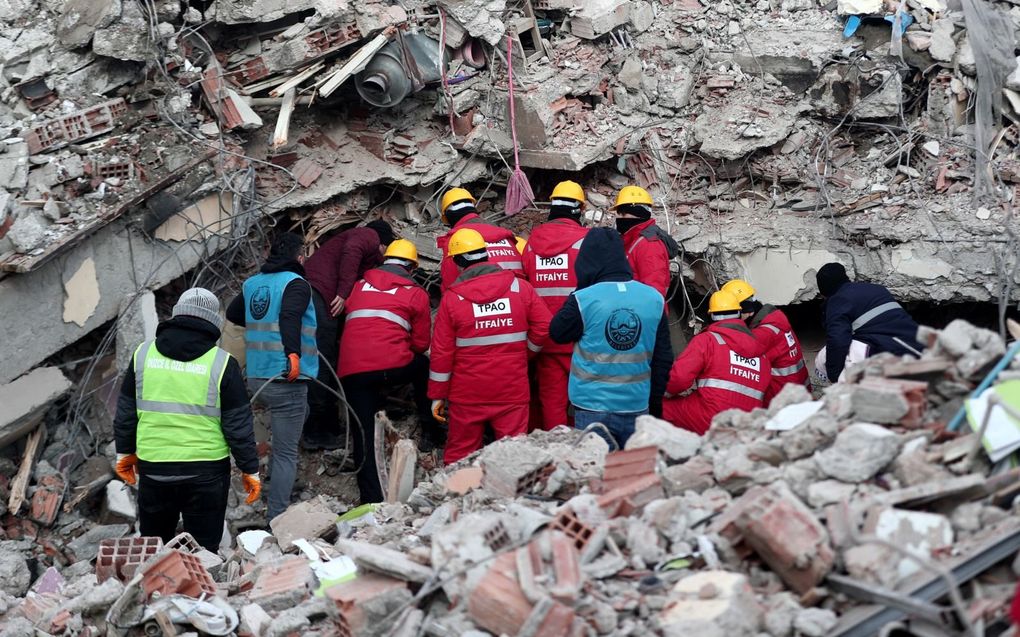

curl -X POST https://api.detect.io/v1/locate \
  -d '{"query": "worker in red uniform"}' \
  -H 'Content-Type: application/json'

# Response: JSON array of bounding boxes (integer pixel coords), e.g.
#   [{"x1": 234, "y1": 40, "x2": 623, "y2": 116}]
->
[
  {"x1": 302, "y1": 219, "x2": 395, "y2": 450},
  {"x1": 429, "y1": 228, "x2": 551, "y2": 465},
  {"x1": 722, "y1": 279, "x2": 811, "y2": 404},
  {"x1": 662, "y1": 290, "x2": 770, "y2": 435},
  {"x1": 436, "y1": 187, "x2": 523, "y2": 291},
  {"x1": 521, "y1": 180, "x2": 589, "y2": 429},
  {"x1": 612, "y1": 185, "x2": 673, "y2": 299},
  {"x1": 339, "y1": 239, "x2": 435, "y2": 503}
]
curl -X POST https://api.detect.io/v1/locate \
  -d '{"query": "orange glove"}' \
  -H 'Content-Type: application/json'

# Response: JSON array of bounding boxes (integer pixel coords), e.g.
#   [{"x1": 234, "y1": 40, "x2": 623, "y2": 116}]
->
[
  {"x1": 242, "y1": 473, "x2": 261, "y2": 505},
  {"x1": 431, "y1": 399, "x2": 448, "y2": 424},
  {"x1": 116, "y1": 453, "x2": 138, "y2": 485},
  {"x1": 286, "y1": 353, "x2": 300, "y2": 382}
]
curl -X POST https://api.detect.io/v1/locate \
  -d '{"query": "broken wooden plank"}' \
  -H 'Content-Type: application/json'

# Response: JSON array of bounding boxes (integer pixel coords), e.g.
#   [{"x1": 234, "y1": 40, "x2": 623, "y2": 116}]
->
[
  {"x1": 271, "y1": 88, "x2": 296, "y2": 150},
  {"x1": 318, "y1": 32, "x2": 391, "y2": 98},
  {"x1": 269, "y1": 61, "x2": 325, "y2": 98},
  {"x1": 8, "y1": 424, "x2": 46, "y2": 515},
  {"x1": 385, "y1": 439, "x2": 417, "y2": 504},
  {"x1": 864, "y1": 473, "x2": 986, "y2": 509}
]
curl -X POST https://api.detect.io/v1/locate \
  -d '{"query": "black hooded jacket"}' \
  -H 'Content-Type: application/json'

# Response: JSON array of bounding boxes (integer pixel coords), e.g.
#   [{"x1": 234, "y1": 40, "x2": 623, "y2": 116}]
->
[
  {"x1": 114, "y1": 316, "x2": 259, "y2": 477},
  {"x1": 225, "y1": 255, "x2": 312, "y2": 362},
  {"x1": 549, "y1": 228, "x2": 673, "y2": 414}
]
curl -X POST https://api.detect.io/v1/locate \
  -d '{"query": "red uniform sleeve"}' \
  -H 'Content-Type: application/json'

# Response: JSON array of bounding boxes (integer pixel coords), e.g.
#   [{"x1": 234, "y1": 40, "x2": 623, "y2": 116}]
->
[
  {"x1": 440, "y1": 257, "x2": 458, "y2": 292},
  {"x1": 667, "y1": 333, "x2": 709, "y2": 395},
  {"x1": 521, "y1": 243, "x2": 535, "y2": 283},
  {"x1": 524, "y1": 284, "x2": 552, "y2": 357},
  {"x1": 634, "y1": 241, "x2": 671, "y2": 299},
  {"x1": 410, "y1": 288, "x2": 432, "y2": 354},
  {"x1": 428, "y1": 298, "x2": 456, "y2": 399}
]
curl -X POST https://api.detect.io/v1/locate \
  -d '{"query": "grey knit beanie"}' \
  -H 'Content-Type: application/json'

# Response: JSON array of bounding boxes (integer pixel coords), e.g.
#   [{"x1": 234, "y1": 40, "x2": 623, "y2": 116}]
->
[{"x1": 172, "y1": 287, "x2": 223, "y2": 329}]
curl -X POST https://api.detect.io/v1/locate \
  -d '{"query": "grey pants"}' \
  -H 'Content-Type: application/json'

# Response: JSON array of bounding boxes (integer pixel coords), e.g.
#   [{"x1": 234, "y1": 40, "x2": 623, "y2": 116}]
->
[{"x1": 249, "y1": 379, "x2": 308, "y2": 520}]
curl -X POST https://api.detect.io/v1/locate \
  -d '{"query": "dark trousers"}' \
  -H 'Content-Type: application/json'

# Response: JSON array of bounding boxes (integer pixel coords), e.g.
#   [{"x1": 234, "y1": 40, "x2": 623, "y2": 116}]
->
[
  {"x1": 306, "y1": 289, "x2": 341, "y2": 439},
  {"x1": 341, "y1": 354, "x2": 431, "y2": 503},
  {"x1": 138, "y1": 472, "x2": 229, "y2": 552}
]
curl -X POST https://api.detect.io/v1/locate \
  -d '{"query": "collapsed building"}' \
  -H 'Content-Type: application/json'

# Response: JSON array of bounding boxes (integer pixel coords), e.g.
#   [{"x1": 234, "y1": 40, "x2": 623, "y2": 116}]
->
[{"x1": 2, "y1": 0, "x2": 1020, "y2": 634}]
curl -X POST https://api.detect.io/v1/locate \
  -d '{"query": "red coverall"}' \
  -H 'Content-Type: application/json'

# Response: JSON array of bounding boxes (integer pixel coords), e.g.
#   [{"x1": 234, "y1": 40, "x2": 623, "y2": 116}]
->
[
  {"x1": 749, "y1": 305, "x2": 811, "y2": 404},
  {"x1": 521, "y1": 218, "x2": 588, "y2": 429},
  {"x1": 437, "y1": 214, "x2": 523, "y2": 291},
  {"x1": 429, "y1": 264, "x2": 551, "y2": 464},
  {"x1": 662, "y1": 319, "x2": 771, "y2": 435},
  {"x1": 620, "y1": 219, "x2": 670, "y2": 299},
  {"x1": 338, "y1": 266, "x2": 431, "y2": 378}
]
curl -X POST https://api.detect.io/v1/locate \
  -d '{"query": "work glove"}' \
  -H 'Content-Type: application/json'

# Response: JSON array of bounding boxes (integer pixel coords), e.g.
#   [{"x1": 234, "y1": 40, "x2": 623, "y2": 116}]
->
[
  {"x1": 242, "y1": 473, "x2": 261, "y2": 505},
  {"x1": 286, "y1": 353, "x2": 300, "y2": 382},
  {"x1": 649, "y1": 395, "x2": 663, "y2": 420},
  {"x1": 431, "y1": 399, "x2": 448, "y2": 424},
  {"x1": 115, "y1": 453, "x2": 138, "y2": 485}
]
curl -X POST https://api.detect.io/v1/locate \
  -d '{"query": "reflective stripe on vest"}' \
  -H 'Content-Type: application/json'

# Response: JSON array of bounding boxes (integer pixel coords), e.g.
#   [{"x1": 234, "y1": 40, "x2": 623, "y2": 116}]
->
[
  {"x1": 851, "y1": 301, "x2": 902, "y2": 332},
  {"x1": 430, "y1": 370, "x2": 451, "y2": 382},
  {"x1": 536, "y1": 287, "x2": 576, "y2": 297},
  {"x1": 243, "y1": 271, "x2": 319, "y2": 379},
  {"x1": 762, "y1": 324, "x2": 781, "y2": 334},
  {"x1": 247, "y1": 322, "x2": 317, "y2": 338},
  {"x1": 710, "y1": 332, "x2": 725, "y2": 345},
  {"x1": 133, "y1": 341, "x2": 231, "y2": 463},
  {"x1": 572, "y1": 366, "x2": 652, "y2": 384},
  {"x1": 455, "y1": 331, "x2": 528, "y2": 347},
  {"x1": 499, "y1": 261, "x2": 524, "y2": 271},
  {"x1": 575, "y1": 346, "x2": 653, "y2": 364},
  {"x1": 346, "y1": 309, "x2": 411, "y2": 331},
  {"x1": 772, "y1": 360, "x2": 806, "y2": 377},
  {"x1": 628, "y1": 236, "x2": 644, "y2": 255},
  {"x1": 696, "y1": 378, "x2": 765, "y2": 400}
]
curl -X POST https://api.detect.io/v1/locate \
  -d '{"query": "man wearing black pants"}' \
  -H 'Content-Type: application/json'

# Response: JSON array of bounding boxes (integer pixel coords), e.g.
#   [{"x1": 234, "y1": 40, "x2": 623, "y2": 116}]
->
[{"x1": 337, "y1": 239, "x2": 436, "y2": 502}]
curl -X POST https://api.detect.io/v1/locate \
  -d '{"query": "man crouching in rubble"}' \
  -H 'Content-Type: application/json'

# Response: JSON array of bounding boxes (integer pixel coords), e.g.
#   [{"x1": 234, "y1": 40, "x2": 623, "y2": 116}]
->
[{"x1": 113, "y1": 288, "x2": 260, "y2": 552}]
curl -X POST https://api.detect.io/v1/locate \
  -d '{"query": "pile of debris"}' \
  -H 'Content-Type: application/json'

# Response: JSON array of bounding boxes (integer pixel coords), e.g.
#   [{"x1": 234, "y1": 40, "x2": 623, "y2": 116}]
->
[{"x1": 1, "y1": 317, "x2": 1018, "y2": 636}]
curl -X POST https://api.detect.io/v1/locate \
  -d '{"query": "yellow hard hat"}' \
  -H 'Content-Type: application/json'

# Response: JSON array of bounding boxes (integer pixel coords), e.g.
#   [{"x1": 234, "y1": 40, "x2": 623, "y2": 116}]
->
[
  {"x1": 441, "y1": 187, "x2": 476, "y2": 216},
  {"x1": 708, "y1": 290, "x2": 742, "y2": 315},
  {"x1": 721, "y1": 279, "x2": 756, "y2": 303},
  {"x1": 515, "y1": 236, "x2": 527, "y2": 253},
  {"x1": 551, "y1": 180, "x2": 585, "y2": 205},
  {"x1": 448, "y1": 228, "x2": 487, "y2": 257},
  {"x1": 384, "y1": 239, "x2": 418, "y2": 263},
  {"x1": 611, "y1": 185, "x2": 653, "y2": 210}
]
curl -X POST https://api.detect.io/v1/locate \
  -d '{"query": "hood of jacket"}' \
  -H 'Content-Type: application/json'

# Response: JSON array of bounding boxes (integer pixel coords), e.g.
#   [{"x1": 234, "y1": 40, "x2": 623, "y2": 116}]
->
[
  {"x1": 749, "y1": 304, "x2": 782, "y2": 329},
  {"x1": 450, "y1": 263, "x2": 515, "y2": 304},
  {"x1": 364, "y1": 264, "x2": 418, "y2": 290},
  {"x1": 528, "y1": 218, "x2": 587, "y2": 257},
  {"x1": 575, "y1": 227, "x2": 633, "y2": 289},
  {"x1": 707, "y1": 318, "x2": 764, "y2": 357},
  {"x1": 260, "y1": 254, "x2": 305, "y2": 276},
  {"x1": 436, "y1": 213, "x2": 482, "y2": 252},
  {"x1": 154, "y1": 316, "x2": 221, "y2": 362}
]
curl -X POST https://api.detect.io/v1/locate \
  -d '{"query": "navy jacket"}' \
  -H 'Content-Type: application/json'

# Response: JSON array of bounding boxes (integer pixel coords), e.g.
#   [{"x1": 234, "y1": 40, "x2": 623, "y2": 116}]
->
[
  {"x1": 550, "y1": 229, "x2": 672, "y2": 414},
  {"x1": 823, "y1": 281, "x2": 921, "y2": 380}
]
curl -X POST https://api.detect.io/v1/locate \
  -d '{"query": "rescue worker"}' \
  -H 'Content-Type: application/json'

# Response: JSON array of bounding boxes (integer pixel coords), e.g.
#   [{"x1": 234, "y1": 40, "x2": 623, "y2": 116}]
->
[
  {"x1": 302, "y1": 219, "x2": 395, "y2": 449},
  {"x1": 662, "y1": 290, "x2": 771, "y2": 435},
  {"x1": 429, "y1": 228, "x2": 551, "y2": 465},
  {"x1": 226, "y1": 232, "x2": 318, "y2": 521},
  {"x1": 114, "y1": 288, "x2": 259, "y2": 552},
  {"x1": 521, "y1": 180, "x2": 589, "y2": 429},
  {"x1": 339, "y1": 239, "x2": 434, "y2": 503},
  {"x1": 437, "y1": 187, "x2": 523, "y2": 291},
  {"x1": 816, "y1": 262, "x2": 922, "y2": 383},
  {"x1": 549, "y1": 228, "x2": 673, "y2": 446},
  {"x1": 722, "y1": 279, "x2": 811, "y2": 403},
  {"x1": 611, "y1": 185, "x2": 672, "y2": 299}
]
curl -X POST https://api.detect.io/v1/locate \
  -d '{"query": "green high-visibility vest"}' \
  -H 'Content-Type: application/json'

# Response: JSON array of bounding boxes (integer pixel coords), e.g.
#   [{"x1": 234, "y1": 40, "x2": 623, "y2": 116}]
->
[{"x1": 134, "y1": 341, "x2": 231, "y2": 463}]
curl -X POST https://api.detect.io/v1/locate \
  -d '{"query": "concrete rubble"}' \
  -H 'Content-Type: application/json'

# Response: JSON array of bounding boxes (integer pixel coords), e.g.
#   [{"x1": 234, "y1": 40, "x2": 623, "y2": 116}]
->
[{"x1": 0, "y1": 318, "x2": 1019, "y2": 634}]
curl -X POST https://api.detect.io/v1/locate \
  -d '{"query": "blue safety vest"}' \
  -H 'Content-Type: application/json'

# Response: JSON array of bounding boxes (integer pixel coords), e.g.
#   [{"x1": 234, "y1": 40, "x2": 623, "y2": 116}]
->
[
  {"x1": 569, "y1": 280, "x2": 663, "y2": 413},
  {"x1": 243, "y1": 271, "x2": 319, "y2": 380}
]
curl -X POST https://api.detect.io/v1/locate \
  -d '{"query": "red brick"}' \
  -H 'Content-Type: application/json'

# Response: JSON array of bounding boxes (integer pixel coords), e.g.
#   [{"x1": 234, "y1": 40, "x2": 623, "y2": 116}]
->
[
  {"x1": 292, "y1": 158, "x2": 324, "y2": 188},
  {"x1": 595, "y1": 446, "x2": 658, "y2": 493},
  {"x1": 521, "y1": 531, "x2": 582, "y2": 603},
  {"x1": 29, "y1": 475, "x2": 65, "y2": 527},
  {"x1": 549, "y1": 506, "x2": 597, "y2": 555},
  {"x1": 734, "y1": 483, "x2": 834, "y2": 594},
  {"x1": 305, "y1": 21, "x2": 363, "y2": 57},
  {"x1": 596, "y1": 473, "x2": 663, "y2": 517},
  {"x1": 96, "y1": 536, "x2": 163, "y2": 583},
  {"x1": 326, "y1": 572, "x2": 408, "y2": 637},
  {"x1": 140, "y1": 550, "x2": 217, "y2": 599},
  {"x1": 251, "y1": 557, "x2": 314, "y2": 609},
  {"x1": 23, "y1": 98, "x2": 128, "y2": 154}
]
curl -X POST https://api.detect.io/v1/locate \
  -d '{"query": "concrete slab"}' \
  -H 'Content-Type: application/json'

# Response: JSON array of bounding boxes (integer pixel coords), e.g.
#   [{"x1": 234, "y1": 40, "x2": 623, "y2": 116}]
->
[{"x1": 0, "y1": 366, "x2": 72, "y2": 448}]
